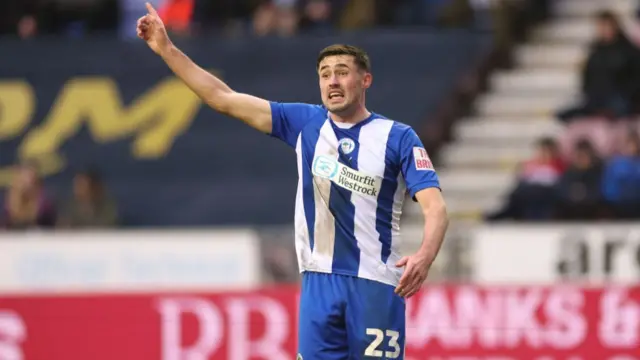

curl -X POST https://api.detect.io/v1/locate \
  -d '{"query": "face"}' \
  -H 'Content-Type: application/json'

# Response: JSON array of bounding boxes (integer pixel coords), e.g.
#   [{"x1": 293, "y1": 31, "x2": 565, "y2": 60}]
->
[
  {"x1": 318, "y1": 55, "x2": 371, "y2": 114},
  {"x1": 622, "y1": 137, "x2": 640, "y2": 156},
  {"x1": 574, "y1": 149, "x2": 592, "y2": 169},
  {"x1": 596, "y1": 19, "x2": 616, "y2": 42},
  {"x1": 536, "y1": 144, "x2": 555, "y2": 162},
  {"x1": 12, "y1": 166, "x2": 38, "y2": 192},
  {"x1": 73, "y1": 174, "x2": 92, "y2": 200}
]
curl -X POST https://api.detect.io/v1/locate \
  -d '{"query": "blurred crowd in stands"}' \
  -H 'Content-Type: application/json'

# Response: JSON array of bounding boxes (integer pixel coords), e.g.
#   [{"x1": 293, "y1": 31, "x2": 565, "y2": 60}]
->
[
  {"x1": 487, "y1": 10, "x2": 640, "y2": 222},
  {"x1": 1, "y1": 163, "x2": 119, "y2": 230},
  {"x1": 0, "y1": 0, "x2": 535, "y2": 39},
  {"x1": 6, "y1": 0, "x2": 635, "y2": 227}
]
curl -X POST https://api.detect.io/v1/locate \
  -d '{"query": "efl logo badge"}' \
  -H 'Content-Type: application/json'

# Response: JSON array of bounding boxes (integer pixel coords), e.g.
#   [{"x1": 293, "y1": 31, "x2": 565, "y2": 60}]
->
[
  {"x1": 312, "y1": 155, "x2": 339, "y2": 179},
  {"x1": 413, "y1": 147, "x2": 434, "y2": 171}
]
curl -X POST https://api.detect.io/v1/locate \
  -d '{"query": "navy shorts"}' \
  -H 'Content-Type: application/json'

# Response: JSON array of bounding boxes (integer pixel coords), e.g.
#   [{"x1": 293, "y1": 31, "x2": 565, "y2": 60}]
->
[{"x1": 297, "y1": 271, "x2": 406, "y2": 359}]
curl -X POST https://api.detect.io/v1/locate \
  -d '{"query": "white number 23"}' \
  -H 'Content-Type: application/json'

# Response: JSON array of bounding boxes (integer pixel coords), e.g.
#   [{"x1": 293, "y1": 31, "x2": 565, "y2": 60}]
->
[{"x1": 364, "y1": 328, "x2": 401, "y2": 358}]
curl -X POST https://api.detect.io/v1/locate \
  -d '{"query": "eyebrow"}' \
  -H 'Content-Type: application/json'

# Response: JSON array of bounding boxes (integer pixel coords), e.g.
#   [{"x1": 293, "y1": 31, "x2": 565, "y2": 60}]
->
[{"x1": 319, "y1": 63, "x2": 351, "y2": 71}]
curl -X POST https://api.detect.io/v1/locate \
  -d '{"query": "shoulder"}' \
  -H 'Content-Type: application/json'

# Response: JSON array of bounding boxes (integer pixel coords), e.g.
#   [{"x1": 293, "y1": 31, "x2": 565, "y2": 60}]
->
[
  {"x1": 608, "y1": 156, "x2": 627, "y2": 164},
  {"x1": 367, "y1": 116, "x2": 420, "y2": 161},
  {"x1": 605, "y1": 156, "x2": 628, "y2": 171},
  {"x1": 369, "y1": 114, "x2": 413, "y2": 134},
  {"x1": 375, "y1": 117, "x2": 417, "y2": 147},
  {"x1": 390, "y1": 120, "x2": 414, "y2": 137},
  {"x1": 271, "y1": 102, "x2": 326, "y2": 118}
]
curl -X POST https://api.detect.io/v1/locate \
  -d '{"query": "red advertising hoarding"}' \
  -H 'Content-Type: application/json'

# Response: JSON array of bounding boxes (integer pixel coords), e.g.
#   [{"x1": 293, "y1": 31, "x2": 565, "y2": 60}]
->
[{"x1": 1, "y1": 286, "x2": 638, "y2": 360}]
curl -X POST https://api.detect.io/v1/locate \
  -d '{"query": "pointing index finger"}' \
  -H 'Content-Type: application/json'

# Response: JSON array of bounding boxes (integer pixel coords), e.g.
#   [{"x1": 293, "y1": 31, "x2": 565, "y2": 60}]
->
[{"x1": 145, "y1": 2, "x2": 159, "y2": 16}]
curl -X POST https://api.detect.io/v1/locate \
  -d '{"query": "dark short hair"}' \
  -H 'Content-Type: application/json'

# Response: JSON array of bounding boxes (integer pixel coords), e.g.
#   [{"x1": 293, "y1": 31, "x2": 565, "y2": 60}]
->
[
  {"x1": 596, "y1": 10, "x2": 619, "y2": 25},
  {"x1": 317, "y1": 44, "x2": 371, "y2": 72},
  {"x1": 575, "y1": 138, "x2": 593, "y2": 150},
  {"x1": 538, "y1": 137, "x2": 557, "y2": 149},
  {"x1": 76, "y1": 168, "x2": 102, "y2": 185}
]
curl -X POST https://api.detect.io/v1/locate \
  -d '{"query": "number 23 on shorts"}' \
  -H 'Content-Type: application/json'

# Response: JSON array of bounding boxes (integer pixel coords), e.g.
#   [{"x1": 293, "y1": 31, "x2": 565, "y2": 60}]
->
[{"x1": 364, "y1": 328, "x2": 402, "y2": 359}]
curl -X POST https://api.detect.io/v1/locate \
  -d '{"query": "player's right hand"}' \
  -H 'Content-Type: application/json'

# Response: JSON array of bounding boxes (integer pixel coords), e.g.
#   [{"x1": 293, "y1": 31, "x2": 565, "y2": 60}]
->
[
  {"x1": 394, "y1": 252, "x2": 432, "y2": 298},
  {"x1": 137, "y1": 2, "x2": 171, "y2": 55}
]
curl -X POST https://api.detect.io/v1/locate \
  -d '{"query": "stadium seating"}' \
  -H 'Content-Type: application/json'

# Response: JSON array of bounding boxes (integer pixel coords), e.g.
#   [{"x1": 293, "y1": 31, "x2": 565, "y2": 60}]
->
[{"x1": 433, "y1": 0, "x2": 638, "y2": 220}]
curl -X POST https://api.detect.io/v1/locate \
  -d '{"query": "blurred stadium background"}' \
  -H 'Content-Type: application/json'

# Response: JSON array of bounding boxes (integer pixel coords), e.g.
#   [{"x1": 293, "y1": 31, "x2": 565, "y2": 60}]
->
[{"x1": 0, "y1": 0, "x2": 639, "y2": 359}]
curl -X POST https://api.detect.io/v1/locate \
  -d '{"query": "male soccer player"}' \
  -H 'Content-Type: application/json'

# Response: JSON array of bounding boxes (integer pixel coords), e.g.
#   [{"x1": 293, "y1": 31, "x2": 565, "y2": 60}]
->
[{"x1": 137, "y1": 4, "x2": 449, "y2": 359}]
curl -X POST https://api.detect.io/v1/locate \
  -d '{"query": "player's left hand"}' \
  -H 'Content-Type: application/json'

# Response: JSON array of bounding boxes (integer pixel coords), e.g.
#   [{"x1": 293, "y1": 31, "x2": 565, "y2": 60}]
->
[{"x1": 394, "y1": 252, "x2": 432, "y2": 298}]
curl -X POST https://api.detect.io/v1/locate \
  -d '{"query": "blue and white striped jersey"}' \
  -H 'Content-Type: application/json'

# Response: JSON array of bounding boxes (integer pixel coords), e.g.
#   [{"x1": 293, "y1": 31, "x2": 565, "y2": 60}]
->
[{"x1": 270, "y1": 102, "x2": 440, "y2": 287}]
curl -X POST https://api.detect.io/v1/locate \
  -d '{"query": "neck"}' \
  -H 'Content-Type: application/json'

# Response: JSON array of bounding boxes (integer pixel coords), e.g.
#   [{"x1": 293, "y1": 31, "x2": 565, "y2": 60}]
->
[{"x1": 330, "y1": 104, "x2": 370, "y2": 124}]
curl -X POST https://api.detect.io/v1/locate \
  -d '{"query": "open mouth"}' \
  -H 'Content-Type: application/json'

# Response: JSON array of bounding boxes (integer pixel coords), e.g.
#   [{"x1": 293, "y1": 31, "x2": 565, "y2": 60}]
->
[{"x1": 328, "y1": 92, "x2": 344, "y2": 100}]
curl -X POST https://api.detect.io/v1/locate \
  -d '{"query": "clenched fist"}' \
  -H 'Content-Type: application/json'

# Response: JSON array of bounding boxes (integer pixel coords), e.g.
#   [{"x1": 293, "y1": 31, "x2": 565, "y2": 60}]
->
[{"x1": 137, "y1": 2, "x2": 171, "y2": 55}]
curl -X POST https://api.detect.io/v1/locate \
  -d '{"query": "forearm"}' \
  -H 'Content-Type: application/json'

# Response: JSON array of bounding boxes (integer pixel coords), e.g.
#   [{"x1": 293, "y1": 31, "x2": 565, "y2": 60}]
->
[
  {"x1": 159, "y1": 44, "x2": 233, "y2": 112},
  {"x1": 418, "y1": 203, "x2": 449, "y2": 263}
]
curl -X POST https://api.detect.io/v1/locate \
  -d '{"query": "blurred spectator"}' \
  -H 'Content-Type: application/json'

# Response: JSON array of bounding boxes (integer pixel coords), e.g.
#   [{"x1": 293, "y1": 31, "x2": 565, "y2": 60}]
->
[
  {"x1": 17, "y1": 15, "x2": 38, "y2": 38},
  {"x1": 1, "y1": 0, "x2": 498, "y2": 38},
  {"x1": 557, "y1": 117, "x2": 636, "y2": 160},
  {"x1": 469, "y1": 0, "x2": 493, "y2": 30},
  {"x1": 58, "y1": 170, "x2": 119, "y2": 228},
  {"x1": 158, "y1": 0, "x2": 193, "y2": 35},
  {"x1": 601, "y1": 131, "x2": 640, "y2": 219},
  {"x1": 0, "y1": 0, "x2": 42, "y2": 37},
  {"x1": 1, "y1": 164, "x2": 56, "y2": 230},
  {"x1": 486, "y1": 137, "x2": 565, "y2": 221},
  {"x1": 299, "y1": 0, "x2": 348, "y2": 34},
  {"x1": 48, "y1": 0, "x2": 120, "y2": 37},
  {"x1": 555, "y1": 139, "x2": 604, "y2": 220},
  {"x1": 253, "y1": 0, "x2": 299, "y2": 37},
  {"x1": 438, "y1": 0, "x2": 473, "y2": 28},
  {"x1": 557, "y1": 11, "x2": 640, "y2": 123},
  {"x1": 120, "y1": 0, "x2": 162, "y2": 38},
  {"x1": 337, "y1": 0, "x2": 376, "y2": 30},
  {"x1": 0, "y1": 0, "x2": 120, "y2": 37},
  {"x1": 390, "y1": 0, "x2": 448, "y2": 27},
  {"x1": 302, "y1": 0, "x2": 331, "y2": 30}
]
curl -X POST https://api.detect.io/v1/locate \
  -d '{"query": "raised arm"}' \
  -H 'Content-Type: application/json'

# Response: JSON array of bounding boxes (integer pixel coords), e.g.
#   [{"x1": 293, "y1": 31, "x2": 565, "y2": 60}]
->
[{"x1": 136, "y1": 3, "x2": 272, "y2": 133}]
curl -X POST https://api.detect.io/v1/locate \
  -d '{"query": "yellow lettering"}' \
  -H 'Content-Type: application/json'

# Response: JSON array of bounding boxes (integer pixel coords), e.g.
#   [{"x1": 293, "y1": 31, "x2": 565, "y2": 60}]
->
[
  {"x1": 0, "y1": 81, "x2": 34, "y2": 140},
  {"x1": 0, "y1": 167, "x2": 14, "y2": 188},
  {"x1": 131, "y1": 79, "x2": 202, "y2": 158},
  {"x1": 19, "y1": 76, "x2": 202, "y2": 160}
]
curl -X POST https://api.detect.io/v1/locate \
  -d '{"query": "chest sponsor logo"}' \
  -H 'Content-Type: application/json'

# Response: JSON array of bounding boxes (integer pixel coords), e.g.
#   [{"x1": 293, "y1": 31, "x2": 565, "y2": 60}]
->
[{"x1": 312, "y1": 155, "x2": 382, "y2": 197}]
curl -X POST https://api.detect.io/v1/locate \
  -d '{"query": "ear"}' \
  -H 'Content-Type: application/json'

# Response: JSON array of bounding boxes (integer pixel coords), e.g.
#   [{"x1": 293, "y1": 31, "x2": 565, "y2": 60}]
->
[{"x1": 362, "y1": 72, "x2": 372, "y2": 89}]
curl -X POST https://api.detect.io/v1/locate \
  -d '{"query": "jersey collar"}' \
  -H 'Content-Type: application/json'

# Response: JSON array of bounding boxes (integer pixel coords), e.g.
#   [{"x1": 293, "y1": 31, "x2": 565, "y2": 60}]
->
[{"x1": 328, "y1": 111, "x2": 377, "y2": 130}]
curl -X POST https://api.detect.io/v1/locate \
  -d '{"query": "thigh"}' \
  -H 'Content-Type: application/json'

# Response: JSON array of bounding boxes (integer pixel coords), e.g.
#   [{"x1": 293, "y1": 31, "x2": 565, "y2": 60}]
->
[
  {"x1": 298, "y1": 272, "x2": 349, "y2": 360},
  {"x1": 345, "y1": 278, "x2": 406, "y2": 359}
]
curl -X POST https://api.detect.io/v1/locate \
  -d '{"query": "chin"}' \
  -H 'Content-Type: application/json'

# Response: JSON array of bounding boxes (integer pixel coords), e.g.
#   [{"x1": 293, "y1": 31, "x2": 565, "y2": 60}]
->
[{"x1": 326, "y1": 103, "x2": 351, "y2": 114}]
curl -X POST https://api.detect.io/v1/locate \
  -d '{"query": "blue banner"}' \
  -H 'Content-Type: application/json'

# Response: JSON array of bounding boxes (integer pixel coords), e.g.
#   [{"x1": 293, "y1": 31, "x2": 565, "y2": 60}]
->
[{"x1": 0, "y1": 31, "x2": 491, "y2": 226}]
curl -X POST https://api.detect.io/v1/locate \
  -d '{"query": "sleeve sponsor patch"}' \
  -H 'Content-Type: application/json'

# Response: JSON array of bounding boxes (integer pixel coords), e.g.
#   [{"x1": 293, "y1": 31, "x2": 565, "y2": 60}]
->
[{"x1": 413, "y1": 147, "x2": 434, "y2": 171}]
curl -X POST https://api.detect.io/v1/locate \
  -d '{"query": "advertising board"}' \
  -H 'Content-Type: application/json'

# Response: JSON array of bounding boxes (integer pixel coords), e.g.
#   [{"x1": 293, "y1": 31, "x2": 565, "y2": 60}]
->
[
  {"x1": 472, "y1": 224, "x2": 640, "y2": 284},
  {"x1": 0, "y1": 230, "x2": 261, "y2": 293},
  {"x1": 1, "y1": 285, "x2": 638, "y2": 360}
]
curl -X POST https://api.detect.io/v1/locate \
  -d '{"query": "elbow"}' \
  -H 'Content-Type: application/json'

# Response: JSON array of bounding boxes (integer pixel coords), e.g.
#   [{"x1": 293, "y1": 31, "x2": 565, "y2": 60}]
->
[
  {"x1": 204, "y1": 88, "x2": 235, "y2": 114},
  {"x1": 424, "y1": 200, "x2": 449, "y2": 226},
  {"x1": 441, "y1": 205, "x2": 450, "y2": 228}
]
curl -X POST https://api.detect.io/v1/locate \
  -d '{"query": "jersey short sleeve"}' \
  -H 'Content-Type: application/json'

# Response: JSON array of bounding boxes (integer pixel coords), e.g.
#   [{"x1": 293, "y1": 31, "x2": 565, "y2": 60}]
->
[
  {"x1": 399, "y1": 127, "x2": 440, "y2": 200},
  {"x1": 269, "y1": 102, "x2": 321, "y2": 148}
]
